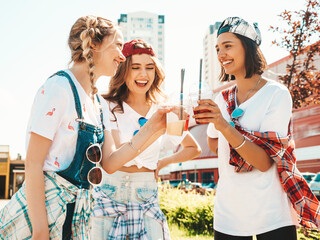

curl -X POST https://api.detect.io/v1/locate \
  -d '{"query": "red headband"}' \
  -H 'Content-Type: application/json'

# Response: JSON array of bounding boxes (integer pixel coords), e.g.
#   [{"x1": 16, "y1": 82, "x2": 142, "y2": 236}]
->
[{"x1": 122, "y1": 39, "x2": 156, "y2": 58}]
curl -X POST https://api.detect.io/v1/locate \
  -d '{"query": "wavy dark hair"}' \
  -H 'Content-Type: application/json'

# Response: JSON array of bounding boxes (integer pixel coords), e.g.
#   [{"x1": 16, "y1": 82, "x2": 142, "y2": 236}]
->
[
  {"x1": 219, "y1": 33, "x2": 267, "y2": 81},
  {"x1": 103, "y1": 41, "x2": 165, "y2": 118}
]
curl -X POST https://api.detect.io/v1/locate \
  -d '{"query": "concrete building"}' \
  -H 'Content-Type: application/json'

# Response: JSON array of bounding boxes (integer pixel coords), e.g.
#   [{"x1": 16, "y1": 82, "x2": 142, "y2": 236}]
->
[{"x1": 118, "y1": 11, "x2": 165, "y2": 66}]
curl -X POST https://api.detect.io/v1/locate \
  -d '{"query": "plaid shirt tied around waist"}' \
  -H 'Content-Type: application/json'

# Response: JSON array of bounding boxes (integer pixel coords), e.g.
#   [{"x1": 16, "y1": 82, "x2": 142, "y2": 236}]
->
[
  {"x1": 222, "y1": 87, "x2": 320, "y2": 229},
  {"x1": 0, "y1": 171, "x2": 92, "y2": 240},
  {"x1": 92, "y1": 187, "x2": 170, "y2": 240}
]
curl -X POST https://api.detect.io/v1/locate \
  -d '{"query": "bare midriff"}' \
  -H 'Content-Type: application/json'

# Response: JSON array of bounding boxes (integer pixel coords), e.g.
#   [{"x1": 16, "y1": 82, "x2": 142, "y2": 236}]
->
[{"x1": 118, "y1": 165, "x2": 154, "y2": 173}]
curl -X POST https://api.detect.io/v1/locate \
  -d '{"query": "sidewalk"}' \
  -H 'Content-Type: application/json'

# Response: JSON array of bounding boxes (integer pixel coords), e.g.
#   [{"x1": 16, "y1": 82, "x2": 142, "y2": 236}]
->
[{"x1": 0, "y1": 199, "x2": 10, "y2": 210}]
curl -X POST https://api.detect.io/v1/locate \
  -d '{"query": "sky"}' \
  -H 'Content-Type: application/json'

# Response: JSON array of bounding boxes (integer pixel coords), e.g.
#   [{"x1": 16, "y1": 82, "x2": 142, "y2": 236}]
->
[{"x1": 0, "y1": 0, "x2": 307, "y2": 158}]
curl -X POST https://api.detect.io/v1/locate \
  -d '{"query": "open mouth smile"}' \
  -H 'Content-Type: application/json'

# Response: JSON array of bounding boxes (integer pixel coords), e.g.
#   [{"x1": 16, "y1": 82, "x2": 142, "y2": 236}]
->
[{"x1": 135, "y1": 80, "x2": 148, "y2": 87}]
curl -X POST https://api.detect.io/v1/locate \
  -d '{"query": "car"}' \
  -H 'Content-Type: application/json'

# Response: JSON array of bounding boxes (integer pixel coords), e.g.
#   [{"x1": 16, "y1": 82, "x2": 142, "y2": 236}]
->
[
  {"x1": 309, "y1": 172, "x2": 320, "y2": 200},
  {"x1": 302, "y1": 172, "x2": 316, "y2": 184},
  {"x1": 184, "y1": 182, "x2": 206, "y2": 195},
  {"x1": 163, "y1": 179, "x2": 190, "y2": 188},
  {"x1": 202, "y1": 182, "x2": 216, "y2": 192}
]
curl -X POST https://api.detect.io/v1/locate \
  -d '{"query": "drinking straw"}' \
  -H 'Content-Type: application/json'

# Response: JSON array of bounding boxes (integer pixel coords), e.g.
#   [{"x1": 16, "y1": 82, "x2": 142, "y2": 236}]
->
[
  {"x1": 199, "y1": 59, "x2": 203, "y2": 101},
  {"x1": 180, "y1": 68, "x2": 185, "y2": 120}
]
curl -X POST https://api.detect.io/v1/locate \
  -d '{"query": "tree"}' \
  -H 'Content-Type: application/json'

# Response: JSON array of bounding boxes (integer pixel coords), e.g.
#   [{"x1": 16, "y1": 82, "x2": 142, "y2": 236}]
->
[{"x1": 270, "y1": 0, "x2": 320, "y2": 108}]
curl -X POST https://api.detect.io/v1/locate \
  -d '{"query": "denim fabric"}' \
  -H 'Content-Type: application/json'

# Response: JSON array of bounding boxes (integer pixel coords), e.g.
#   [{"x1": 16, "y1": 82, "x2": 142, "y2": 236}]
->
[{"x1": 91, "y1": 171, "x2": 164, "y2": 240}]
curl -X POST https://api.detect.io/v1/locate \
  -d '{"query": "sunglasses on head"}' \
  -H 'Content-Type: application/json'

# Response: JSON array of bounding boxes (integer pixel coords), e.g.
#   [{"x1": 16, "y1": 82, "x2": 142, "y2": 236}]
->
[
  {"x1": 133, "y1": 117, "x2": 148, "y2": 136},
  {"x1": 86, "y1": 143, "x2": 103, "y2": 185},
  {"x1": 229, "y1": 108, "x2": 244, "y2": 127}
]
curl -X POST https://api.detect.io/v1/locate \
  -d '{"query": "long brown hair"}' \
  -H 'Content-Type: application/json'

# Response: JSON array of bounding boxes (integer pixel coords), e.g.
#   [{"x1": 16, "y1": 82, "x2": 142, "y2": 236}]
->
[
  {"x1": 68, "y1": 15, "x2": 116, "y2": 95},
  {"x1": 103, "y1": 42, "x2": 165, "y2": 116},
  {"x1": 219, "y1": 33, "x2": 267, "y2": 82}
]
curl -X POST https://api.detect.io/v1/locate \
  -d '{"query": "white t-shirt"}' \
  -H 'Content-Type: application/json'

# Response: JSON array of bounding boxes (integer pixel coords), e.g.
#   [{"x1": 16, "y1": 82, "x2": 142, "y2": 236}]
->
[
  {"x1": 26, "y1": 70, "x2": 111, "y2": 172},
  {"x1": 207, "y1": 79, "x2": 298, "y2": 236},
  {"x1": 108, "y1": 101, "x2": 186, "y2": 170}
]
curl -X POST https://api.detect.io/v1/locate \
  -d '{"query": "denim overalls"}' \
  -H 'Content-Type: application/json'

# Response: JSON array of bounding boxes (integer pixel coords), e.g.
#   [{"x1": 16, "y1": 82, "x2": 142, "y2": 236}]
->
[{"x1": 52, "y1": 71, "x2": 105, "y2": 239}]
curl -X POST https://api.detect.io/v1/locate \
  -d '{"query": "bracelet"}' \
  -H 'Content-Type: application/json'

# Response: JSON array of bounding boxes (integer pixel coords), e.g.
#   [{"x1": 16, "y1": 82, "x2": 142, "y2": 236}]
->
[
  {"x1": 233, "y1": 137, "x2": 246, "y2": 150},
  {"x1": 129, "y1": 140, "x2": 141, "y2": 153}
]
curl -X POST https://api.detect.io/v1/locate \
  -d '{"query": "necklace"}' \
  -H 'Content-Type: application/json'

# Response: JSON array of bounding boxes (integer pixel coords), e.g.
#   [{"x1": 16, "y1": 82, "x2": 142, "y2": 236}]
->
[
  {"x1": 229, "y1": 76, "x2": 262, "y2": 123},
  {"x1": 237, "y1": 75, "x2": 262, "y2": 105}
]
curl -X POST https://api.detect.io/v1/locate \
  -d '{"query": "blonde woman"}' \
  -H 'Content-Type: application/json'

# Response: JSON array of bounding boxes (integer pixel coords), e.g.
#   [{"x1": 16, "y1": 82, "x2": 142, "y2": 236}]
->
[
  {"x1": 0, "y1": 17, "x2": 169, "y2": 240},
  {"x1": 91, "y1": 39, "x2": 201, "y2": 239}
]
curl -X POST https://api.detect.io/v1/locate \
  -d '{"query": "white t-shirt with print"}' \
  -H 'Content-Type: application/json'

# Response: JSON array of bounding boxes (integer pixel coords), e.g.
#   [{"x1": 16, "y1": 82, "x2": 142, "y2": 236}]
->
[
  {"x1": 207, "y1": 79, "x2": 298, "y2": 236},
  {"x1": 108, "y1": 101, "x2": 186, "y2": 170},
  {"x1": 26, "y1": 69, "x2": 111, "y2": 172}
]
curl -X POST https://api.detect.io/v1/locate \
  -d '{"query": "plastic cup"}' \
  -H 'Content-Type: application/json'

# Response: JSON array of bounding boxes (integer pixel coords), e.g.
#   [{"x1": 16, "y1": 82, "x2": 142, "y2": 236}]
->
[
  {"x1": 190, "y1": 91, "x2": 213, "y2": 125},
  {"x1": 166, "y1": 105, "x2": 191, "y2": 136}
]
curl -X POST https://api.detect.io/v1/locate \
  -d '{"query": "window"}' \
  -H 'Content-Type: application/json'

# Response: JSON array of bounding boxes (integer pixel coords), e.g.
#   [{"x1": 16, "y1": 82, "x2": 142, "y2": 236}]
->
[
  {"x1": 158, "y1": 15, "x2": 165, "y2": 24},
  {"x1": 189, "y1": 173, "x2": 199, "y2": 182},
  {"x1": 202, "y1": 172, "x2": 214, "y2": 184}
]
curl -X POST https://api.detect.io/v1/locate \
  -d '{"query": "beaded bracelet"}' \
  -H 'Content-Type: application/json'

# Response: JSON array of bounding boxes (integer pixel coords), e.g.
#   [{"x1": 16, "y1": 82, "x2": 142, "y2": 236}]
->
[{"x1": 129, "y1": 140, "x2": 141, "y2": 153}]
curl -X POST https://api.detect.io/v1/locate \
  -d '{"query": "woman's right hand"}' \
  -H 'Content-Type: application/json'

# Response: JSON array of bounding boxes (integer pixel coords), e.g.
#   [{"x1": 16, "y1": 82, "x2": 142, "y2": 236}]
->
[
  {"x1": 192, "y1": 99, "x2": 229, "y2": 131},
  {"x1": 146, "y1": 106, "x2": 172, "y2": 134}
]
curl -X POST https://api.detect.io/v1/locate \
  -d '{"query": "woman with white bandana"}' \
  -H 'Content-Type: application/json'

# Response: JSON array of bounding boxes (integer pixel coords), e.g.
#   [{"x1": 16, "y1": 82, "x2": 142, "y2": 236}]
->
[{"x1": 193, "y1": 16, "x2": 320, "y2": 240}]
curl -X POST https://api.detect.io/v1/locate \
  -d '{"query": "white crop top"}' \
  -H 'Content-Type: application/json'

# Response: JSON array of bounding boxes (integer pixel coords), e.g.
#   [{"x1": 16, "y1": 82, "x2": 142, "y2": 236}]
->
[{"x1": 108, "y1": 101, "x2": 186, "y2": 169}]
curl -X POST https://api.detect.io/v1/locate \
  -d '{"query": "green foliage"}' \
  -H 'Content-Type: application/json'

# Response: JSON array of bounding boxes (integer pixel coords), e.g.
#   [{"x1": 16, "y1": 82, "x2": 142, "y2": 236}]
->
[
  {"x1": 158, "y1": 183, "x2": 320, "y2": 239},
  {"x1": 158, "y1": 183, "x2": 214, "y2": 235},
  {"x1": 298, "y1": 227, "x2": 320, "y2": 240}
]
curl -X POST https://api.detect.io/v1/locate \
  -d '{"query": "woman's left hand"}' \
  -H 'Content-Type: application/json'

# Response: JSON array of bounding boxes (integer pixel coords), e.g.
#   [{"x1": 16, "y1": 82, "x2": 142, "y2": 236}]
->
[
  {"x1": 192, "y1": 99, "x2": 229, "y2": 131},
  {"x1": 155, "y1": 159, "x2": 168, "y2": 180}
]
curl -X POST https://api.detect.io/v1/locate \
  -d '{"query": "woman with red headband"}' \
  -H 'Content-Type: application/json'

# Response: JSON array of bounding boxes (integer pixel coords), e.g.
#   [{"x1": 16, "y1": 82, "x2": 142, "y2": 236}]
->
[{"x1": 91, "y1": 39, "x2": 201, "y2": 239}]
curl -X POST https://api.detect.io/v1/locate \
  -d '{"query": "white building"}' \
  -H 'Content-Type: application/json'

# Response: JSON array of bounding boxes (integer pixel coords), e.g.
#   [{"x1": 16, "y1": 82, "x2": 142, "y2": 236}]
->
[
  {"x1": 118, "y1": 11, "x2": 165, "y2": 66},
  {"x1": 203, "y1": 22, "x2": 222, "y2": 90}
]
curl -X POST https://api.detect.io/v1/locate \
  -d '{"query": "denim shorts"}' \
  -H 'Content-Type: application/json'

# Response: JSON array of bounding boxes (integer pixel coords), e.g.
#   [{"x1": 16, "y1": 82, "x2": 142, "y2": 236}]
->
[{"x1": 91, "y1": 170, "x2": 165, "y2": 240}]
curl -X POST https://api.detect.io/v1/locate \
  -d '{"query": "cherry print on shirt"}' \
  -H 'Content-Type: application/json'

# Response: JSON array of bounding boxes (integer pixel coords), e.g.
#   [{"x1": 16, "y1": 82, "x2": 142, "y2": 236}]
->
[
  {"x1": 83, "y1": 104, "x2": 86, "y2": 112},
  {"x1": 68, "y1": 122, "x2": 75, "y2": 131},
  {"x1": 41, "y1": 89, "x2": 44, "y2": 95},
  {"x1": 46, "y1": 108, "x2": 56, "y2": 116},
  {"x1": 54, "y1": 157, "x2": 60, "y2": 168}
]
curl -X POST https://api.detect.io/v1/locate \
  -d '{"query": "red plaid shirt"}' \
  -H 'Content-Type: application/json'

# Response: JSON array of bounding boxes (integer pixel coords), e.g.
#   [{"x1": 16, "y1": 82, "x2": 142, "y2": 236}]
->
[{"x1": 222, "y1": 86, "x2": 320, "y2": 229}]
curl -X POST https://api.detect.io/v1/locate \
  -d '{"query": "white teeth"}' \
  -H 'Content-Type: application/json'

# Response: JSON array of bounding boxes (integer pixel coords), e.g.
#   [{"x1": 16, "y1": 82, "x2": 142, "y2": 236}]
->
[
  {"x1": 223, "y1": 61, "x2": 232, "y2": 65},
  {"x1": 136, "y1": 80, "x2": 148, "y2": 84}
]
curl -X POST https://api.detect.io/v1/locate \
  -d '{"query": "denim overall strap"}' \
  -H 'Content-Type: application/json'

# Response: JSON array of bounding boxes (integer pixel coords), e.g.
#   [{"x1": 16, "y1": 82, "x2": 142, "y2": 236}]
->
[
  {"x1": 54, "y1": 70, "x2": 105, "y2": 129},
  {"x1": 53, "y1": 70, "x2": 83, "y2": 120}
]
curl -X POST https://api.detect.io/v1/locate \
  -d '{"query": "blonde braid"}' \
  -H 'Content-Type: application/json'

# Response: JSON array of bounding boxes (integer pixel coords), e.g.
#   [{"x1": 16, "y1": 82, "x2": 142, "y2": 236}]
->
[
  {"x1": 81, "y1": 17, "x2": 99, "y2": 96},
  {"x1": 68, "y1": 15, "x2": 116, "y2": 97}
]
